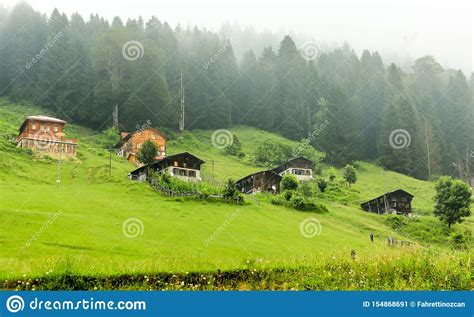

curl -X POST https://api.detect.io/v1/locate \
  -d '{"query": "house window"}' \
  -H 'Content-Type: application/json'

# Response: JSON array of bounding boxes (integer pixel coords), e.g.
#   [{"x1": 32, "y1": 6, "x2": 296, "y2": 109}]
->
[
  {"x1": 32, "y1": 123, "x2": 37, "y2": 130},
  {"x1": 174, "y1": 161, "x2": 178, "y2": 167},
  {"x1": 189, "y1": 170, "x2": 196, "y2": 178},
  {"x1": 401, "y1": 197, "x2": 407, "y2": 202},
  {"x1": 391, "y1": 196, "x2": 396, "y2": 201}
]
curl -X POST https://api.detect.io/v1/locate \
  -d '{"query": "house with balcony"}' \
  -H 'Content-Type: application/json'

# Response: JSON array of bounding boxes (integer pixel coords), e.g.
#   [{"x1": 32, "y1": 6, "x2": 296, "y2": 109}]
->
[
  {"x1": 16, "y1": 115, "x2": 77, "y2": 156},
  {"x1": 129, "y1": 152, "x2": 205, "y2": 182},
  {"x1": 272, "y1": 157, "x2": 313, "y2": 181}
]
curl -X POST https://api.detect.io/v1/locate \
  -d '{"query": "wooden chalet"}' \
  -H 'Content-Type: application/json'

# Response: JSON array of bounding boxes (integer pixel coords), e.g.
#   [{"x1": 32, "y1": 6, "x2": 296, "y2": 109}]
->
[
  {"x1": 360, "y1": 189, "x2": 414, "y2": 215},
  {"x1": 114, "y1": 128, "x2": 166, "y2": 166},
  {"x1": 272, "y1": 156, "x2": 313, "y2": 181},
  {"x1": 16, "y1": 115, "x2": 77, "y2": 156},
  {"x1": 235, "y1": 170, "x2": 282, "y2": 194},
  {"x1": 129, "y1": 152, "x2": 205, "y2": 182}
]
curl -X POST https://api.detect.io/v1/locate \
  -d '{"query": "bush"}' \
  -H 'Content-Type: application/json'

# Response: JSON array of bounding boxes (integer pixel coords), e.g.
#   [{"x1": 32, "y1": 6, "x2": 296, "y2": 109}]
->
[
  {"x1": 223, "y1": 179, "x2": 244, "y2": 203},
  {"x1": 343, "y1": 164, "x2": 357, "y2": 186},
  {"x1": 254, "y1": 140, "x2": 292, "y2": 166},
  {"x1": 225, "y1": 134, "x2": 245, "y2": 157},
  {"x1": 384, "y1": 215, "x2": 407, "y2": 231},
  {"x1": 449, "y1": 231, "x2": 471, "y2": 250},
  {"x1": 316, "y1": 178, "x2": 327, "y2": 192},
  {"x1": 281, "y1": 174, "x2": 299, "y2": 191},
  {"x1": 300, "y1": 181, "x2": 313, "y2": 197},
  {"x1": 283, "y1": 190, "x2": 293, "y2": 201}
]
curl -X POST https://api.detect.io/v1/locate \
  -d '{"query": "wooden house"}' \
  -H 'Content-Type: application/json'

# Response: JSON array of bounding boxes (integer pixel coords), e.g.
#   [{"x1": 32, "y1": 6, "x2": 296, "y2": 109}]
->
[
  {"x1": 129, "y1": 152, "x2": 205, "y2": 182},
  {"x1": 114, "y1": 128, "x2": 166, "y2": 166},
  {"x1": 272, "y1": 157, "x2": 313, "y2": 181},
  {"x1": 16, "y1": 115, "x2": 77, "y2": 156},
  {"x1": 235, "y1": 170, "x2": 282, "y2": 194},
  {"x1": 360, "y1": 189, "x2": 414, "y2": 215}
]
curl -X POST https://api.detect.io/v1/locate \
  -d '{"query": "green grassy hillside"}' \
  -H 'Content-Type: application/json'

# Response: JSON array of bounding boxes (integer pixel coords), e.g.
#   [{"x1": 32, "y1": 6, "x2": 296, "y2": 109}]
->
[{"x1": 0, "y1": 99, "x2": 471, "y2": 290}]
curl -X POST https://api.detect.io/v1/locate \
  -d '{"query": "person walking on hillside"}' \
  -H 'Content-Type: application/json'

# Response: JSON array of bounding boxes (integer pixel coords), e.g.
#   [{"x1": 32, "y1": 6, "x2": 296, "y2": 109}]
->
[{"x1": 370, "y1": 232, "x2": 374, "y2": 242}]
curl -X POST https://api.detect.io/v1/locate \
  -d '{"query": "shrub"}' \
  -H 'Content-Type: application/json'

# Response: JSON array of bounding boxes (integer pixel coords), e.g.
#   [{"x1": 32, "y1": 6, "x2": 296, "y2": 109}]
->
[
  {"x1": 254, "y1": 140, "x2": 291, "y2": 166},
  {"x1": 223, "y1": 179, "x2": 243, "y2": 203},
  {"x1": 283, "y1": 190, "x2": 293, "y2": 201},
  {"x1": 290, "y1": 195, "x2": 328, "y2": 212},
  {"x1": 384, "y1": 215, "x2": 407, "y2": 231},
  {"x1": 343, "y1": 164, "x2": 357, "y2": 186},
  {"x1": 300, "y1": 181, "x2": 313, "y2": 197},
  {"x1": 316, "y1": 178, "x2": 327, "y2": 192},
  {"x1": 281, "y1": 174, "x2": 299, "y2": 191},
  {"x1": 449, "y1": 231, "x2": 471, "y2": 250},
  {"x1": 225, "y1": 134, "x2": 244, "y2": 157}
]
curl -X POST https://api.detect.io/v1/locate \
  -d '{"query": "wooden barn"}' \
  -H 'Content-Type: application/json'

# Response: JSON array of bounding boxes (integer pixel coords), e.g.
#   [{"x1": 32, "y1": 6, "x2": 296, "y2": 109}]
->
[
  {"x1": 114, "y1": 128, "x2": 166, "y2": 166},
  {"x1": 272, "y1": 156, "x2": 313, "y2": 181},
  {"x1": 235, "y1": 170, "x2": 282, "y2": 194},
  {"x1": 129, "y1": 152, "x2": 205, "y2": 182},
  {"x1": 16, "y1": 115, "x2": 77, "y2": 157},
  {"x1": 360, "y1": 189, "x2": 414, "y2": 215}
]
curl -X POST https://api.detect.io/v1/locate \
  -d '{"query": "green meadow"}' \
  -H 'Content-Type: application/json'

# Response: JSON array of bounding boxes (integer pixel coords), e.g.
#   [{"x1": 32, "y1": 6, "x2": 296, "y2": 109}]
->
[{"x1": 0, "y1": 99, "x2": 472, "y2": 290}]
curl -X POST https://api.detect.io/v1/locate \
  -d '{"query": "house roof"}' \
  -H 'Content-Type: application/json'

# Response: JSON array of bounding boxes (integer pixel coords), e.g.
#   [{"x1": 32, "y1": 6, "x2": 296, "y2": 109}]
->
[
  {"x1": 19, "y1": 115, "x2": 66, "y2": 131},
  {"x1": 271, "y1": 156, "x2": 313, "y2": 174},
  {"x1": 235, "y1": 169, "x2": 282, "y2": 184},
  {"x1": 360, "y1": 189, "x2": 414, "y2": 206},
  {"x1": 114, "y1": 127, "x2": 167, "y2": 148},
  {"x1": 129, "y1": 152, "x2": 205, "y2": 175}
]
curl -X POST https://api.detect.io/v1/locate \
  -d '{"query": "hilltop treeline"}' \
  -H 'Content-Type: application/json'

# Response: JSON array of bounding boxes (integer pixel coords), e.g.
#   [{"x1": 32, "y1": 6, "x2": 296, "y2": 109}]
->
[{"x1": 0, "y1": 3, "x2": 472, "y2": 179}]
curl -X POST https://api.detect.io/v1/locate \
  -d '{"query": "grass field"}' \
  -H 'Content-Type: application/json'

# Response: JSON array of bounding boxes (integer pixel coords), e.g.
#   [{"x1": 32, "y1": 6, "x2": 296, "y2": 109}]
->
[{"x1": 0, "y1": 98, "x2": 472, "y2": 290}]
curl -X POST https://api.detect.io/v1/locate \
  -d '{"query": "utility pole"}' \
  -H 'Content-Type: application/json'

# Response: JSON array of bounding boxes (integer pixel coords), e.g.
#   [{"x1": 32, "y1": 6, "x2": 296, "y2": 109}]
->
[
  {"x1": 56, "y1": 144, "x2": 62, "y2": 187},
  {"x1": 112, "y1": 104, "x2": 119, "y2": 132},
  {"x1": 179, "y1": 68, "x2": 185, "y2": 133}
]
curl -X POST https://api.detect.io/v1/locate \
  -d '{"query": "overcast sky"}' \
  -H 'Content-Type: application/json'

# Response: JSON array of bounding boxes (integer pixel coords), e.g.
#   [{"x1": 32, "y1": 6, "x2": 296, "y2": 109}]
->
[{"x1": 2, "y1": 0, "x2": 473, "y2": 74}]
